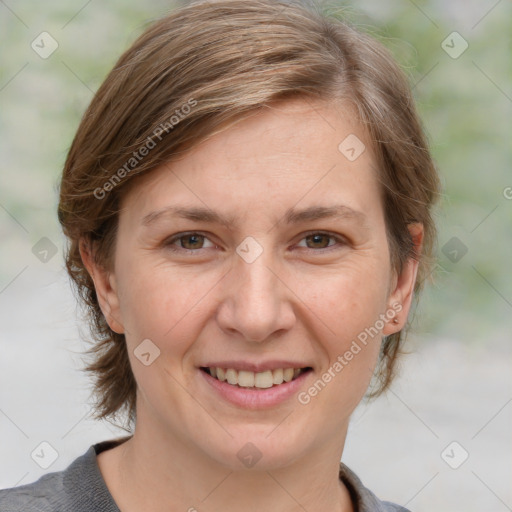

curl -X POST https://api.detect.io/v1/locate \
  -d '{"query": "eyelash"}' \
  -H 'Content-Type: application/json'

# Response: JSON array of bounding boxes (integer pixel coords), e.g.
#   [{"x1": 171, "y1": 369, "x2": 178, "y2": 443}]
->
[{"x1": 163, "y1": 231, "x2": 347, "y2": 254}]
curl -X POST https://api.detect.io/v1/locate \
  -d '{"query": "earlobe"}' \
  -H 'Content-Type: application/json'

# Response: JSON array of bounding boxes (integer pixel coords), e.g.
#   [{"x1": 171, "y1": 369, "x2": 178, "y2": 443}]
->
[
  {"x1": 383, "y1": 223, "x2": 424, "y2": 336},
  {"x1": 79, "y1": 238, "x2": 125, "y2": 334}
]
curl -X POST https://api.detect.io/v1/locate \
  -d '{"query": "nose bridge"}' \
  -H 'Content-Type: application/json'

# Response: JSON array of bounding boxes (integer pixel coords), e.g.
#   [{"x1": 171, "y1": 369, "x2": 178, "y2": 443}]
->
[
  {"x1": 237, "y1": 249, "x2": 279, "y2": 306},
  {"x1": 218, "y1": 237, "x2": 294, "y2": 342}
]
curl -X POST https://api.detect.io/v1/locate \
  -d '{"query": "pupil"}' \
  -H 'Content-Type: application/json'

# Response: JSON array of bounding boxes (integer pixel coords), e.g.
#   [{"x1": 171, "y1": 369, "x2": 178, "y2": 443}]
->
[
  {"x1": 183, "y1": 234, "x2": 202, "y2": 249},
  {"x1": 309, "y1": 234, "x2": 327, "y2": 248}
]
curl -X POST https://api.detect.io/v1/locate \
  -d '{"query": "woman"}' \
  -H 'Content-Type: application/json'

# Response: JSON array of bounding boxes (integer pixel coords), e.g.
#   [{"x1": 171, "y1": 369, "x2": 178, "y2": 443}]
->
[{"x1": 0, "y1": 0, "x2": 440, "y2": 510}]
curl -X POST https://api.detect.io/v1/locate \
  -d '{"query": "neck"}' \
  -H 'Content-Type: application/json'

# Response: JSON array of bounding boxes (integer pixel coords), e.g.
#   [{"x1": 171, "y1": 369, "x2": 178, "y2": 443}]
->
[{"x1": 101, "y1": 414, "x2": 354, "y2": 512}]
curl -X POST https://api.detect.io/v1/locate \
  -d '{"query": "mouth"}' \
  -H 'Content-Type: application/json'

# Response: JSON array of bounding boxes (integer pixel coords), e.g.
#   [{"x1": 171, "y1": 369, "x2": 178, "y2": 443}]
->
[{"x1": 199, "y1": 366, "x2": 313, "y2": 389}]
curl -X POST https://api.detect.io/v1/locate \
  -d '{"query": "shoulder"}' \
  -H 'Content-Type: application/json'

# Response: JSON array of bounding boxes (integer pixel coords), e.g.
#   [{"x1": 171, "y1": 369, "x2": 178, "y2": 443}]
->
[
  {"x1": 339, "y1": 462, "x2": 412, "y2": 512},
  {"x1": 0, "y1": 448, "x2": 84, "y2": 512},
  {"x1": 0, "y1": 469, "x2": 67, "y2": 512},
  {"x1": 0, "y1": 438, "x2": 127, "y2": 512},
  {"x1": 380, "y1": 502, "x2": 412, "y2": 512}
]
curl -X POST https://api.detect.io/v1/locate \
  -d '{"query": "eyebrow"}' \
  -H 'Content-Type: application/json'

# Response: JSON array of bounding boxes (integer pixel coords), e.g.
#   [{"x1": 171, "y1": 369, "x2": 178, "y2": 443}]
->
[{"x1": 141, "y1": 204, "x2": 368, "y2": 229}]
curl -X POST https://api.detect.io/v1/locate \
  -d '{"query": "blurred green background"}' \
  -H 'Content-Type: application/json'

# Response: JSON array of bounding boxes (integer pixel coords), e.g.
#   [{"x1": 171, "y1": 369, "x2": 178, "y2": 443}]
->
[{"x1": 1, "y1": 0, "x2": 511, "y2": 343}]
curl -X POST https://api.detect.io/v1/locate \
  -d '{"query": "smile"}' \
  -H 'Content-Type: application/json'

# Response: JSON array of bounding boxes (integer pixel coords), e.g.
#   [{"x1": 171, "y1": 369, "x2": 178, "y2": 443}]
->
[{"x1": 200, "y1": 367, "x2": 312, "y2": 389}]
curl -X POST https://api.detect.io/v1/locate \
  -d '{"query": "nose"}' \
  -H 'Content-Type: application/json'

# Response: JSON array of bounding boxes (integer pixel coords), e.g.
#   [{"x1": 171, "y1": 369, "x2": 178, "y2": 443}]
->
[{"x1": 216, "y1": 247, "x2": 296, "y2": 343}]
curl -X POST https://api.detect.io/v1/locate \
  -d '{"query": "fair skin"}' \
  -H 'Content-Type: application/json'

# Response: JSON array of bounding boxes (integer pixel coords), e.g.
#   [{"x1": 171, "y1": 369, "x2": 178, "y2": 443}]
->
[{"x1": 82, "y1": 98, "x2": 422, "y2": 512}]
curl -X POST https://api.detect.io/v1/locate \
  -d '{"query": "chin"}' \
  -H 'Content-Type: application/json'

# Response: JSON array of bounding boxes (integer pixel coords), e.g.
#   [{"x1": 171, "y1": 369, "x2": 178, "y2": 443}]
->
[{"x1": 199, "y1": 425, "x2": 309, "y2": 472}]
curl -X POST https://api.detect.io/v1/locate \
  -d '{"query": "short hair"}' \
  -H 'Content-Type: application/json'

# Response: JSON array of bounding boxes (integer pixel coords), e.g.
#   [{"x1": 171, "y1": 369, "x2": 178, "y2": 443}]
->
[{"x1": 58, "y1": 0, "x2": 440, "y2": 429}]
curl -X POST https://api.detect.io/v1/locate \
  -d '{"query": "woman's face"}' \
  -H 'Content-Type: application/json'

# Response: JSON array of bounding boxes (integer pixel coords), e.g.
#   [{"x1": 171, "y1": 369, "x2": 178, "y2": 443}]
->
[{"x1": 90, "y1": 98, "x2": 419, "y2": 469}]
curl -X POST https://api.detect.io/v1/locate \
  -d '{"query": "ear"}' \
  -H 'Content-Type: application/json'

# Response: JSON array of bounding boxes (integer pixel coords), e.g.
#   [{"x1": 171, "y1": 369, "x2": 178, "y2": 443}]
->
[
  {"x1": 382, "y1": 223, "x2": 423, "y2": 336},
  {"x1": 79, "y1": 238, "x2": 124, "y2": 334}
]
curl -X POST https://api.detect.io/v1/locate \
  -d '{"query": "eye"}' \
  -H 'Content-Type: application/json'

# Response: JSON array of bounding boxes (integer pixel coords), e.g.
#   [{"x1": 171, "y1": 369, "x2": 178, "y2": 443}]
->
[
  {"x1": 164, "y1": 232, "x2": 216, "y2": 252},
  {"x1": 163, "y1": 231, "x2": 347, "y2": 254},
  {"x1": 296, "y1": 232, "x2": 346, "y2": 251}
]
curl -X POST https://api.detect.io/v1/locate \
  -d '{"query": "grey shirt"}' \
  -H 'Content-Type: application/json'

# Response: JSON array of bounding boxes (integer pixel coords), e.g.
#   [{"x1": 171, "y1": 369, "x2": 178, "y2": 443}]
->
[{"x1": 0, "y1": 437, "x2": 411, "y2": 511}]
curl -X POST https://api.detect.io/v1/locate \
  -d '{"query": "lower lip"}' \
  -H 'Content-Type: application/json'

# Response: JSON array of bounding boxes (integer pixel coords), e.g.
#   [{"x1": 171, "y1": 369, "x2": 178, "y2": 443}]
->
[{"x1": 199, "y1": 369, "x2": 312, "y2": 409}]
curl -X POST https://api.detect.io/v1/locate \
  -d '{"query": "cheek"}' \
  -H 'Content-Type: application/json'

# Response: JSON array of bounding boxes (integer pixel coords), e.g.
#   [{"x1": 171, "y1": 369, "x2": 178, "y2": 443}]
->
[
  {"x1": 298, "y1": 257, "x2": 391, "y2": 336},
  {"x1": 295, "y1": 259, "x2": 389, "y2": 396},
  {"x1": 115, "y1": 258, "x2": 212, "y2": 353}
]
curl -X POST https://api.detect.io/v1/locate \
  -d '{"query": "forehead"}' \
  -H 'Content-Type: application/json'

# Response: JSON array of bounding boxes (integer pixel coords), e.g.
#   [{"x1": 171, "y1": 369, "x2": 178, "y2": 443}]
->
[{"x1": 120, "y1": 97, "x2": 382, "y2": 226}]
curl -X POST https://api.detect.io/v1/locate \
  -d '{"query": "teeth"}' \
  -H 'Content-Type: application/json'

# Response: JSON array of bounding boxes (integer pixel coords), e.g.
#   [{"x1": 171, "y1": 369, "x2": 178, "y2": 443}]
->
[
  {"x1": 238, "y1": 370, "x2": 254, "y2": 387},
  {"x1": 208, "y1": 367, "x2": 306, "y2": 388},
  {"x1": 254, "y1": 370, "x2": 273, "y2": 388},
  {"x1": 226, "y1": 368, "x2": 238, "y2": 385},
  {"x1": 283, "y1": 368, "x2": 294, "y2": 382},
  {"x1": 272, "y1": 368, "x2": 283, "y2": 385}
]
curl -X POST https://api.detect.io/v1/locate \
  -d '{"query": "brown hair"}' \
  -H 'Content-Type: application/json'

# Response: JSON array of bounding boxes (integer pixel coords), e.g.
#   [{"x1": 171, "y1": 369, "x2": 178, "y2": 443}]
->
[{"x1": 58, "y1": 0, "x2": 440, "y2": 430}]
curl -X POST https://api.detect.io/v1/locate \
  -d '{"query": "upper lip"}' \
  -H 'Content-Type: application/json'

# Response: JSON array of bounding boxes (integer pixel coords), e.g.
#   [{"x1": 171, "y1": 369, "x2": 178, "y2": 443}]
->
[{"x1": 199, "y1": 361, "x2": 313, "y2": 372}]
